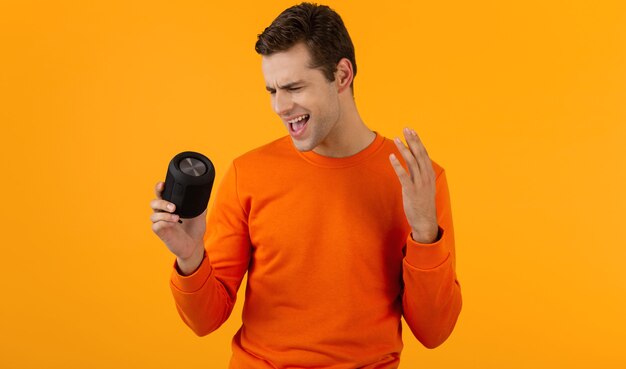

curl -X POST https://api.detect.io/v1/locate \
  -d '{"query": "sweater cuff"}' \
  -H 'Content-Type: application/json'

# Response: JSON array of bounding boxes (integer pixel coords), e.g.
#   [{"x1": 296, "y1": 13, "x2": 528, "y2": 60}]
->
[
  {"x1": 170, "y1": 250, "x2": 213, "y2": 293},
  {"x1": 404, "y1": 225, "x2": 450, "y2": 270}
]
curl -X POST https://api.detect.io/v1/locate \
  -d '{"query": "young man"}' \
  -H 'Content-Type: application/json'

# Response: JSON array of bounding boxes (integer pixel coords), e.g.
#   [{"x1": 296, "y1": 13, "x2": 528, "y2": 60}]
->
[{"x1": 151, "y1": 3, "x2": 462, "y2": 368}]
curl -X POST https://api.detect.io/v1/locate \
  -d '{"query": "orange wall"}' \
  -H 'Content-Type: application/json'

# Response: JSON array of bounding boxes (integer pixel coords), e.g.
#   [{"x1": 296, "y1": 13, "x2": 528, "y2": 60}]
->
[{"x1": 1, "y1": 0, "x2": 625, "y2": 367}]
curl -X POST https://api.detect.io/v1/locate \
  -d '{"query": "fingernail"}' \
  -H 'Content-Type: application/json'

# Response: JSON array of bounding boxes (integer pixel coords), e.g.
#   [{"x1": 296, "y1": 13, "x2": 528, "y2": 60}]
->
[
  {"x1": 167, "y1": 204, "x2": 174, "y2": 210},
  {"x1": 394, "y1": 137, "x2": 401, "y2": 144}
]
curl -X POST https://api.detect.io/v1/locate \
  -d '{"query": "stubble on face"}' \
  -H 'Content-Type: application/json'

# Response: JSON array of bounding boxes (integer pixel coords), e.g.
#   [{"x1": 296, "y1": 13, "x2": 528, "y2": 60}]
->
[{"x1": 262, "y1": 43, "x2": 341, "y2": 153}]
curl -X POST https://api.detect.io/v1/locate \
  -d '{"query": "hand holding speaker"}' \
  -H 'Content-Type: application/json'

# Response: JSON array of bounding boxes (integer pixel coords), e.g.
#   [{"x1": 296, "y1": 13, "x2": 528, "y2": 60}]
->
[{"x1": 150, "y1": 152, "x2": 215, "y2": 275}]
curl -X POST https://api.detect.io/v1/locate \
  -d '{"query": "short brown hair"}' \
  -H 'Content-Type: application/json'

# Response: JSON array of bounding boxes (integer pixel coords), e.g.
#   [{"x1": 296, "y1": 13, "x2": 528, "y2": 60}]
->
[{"x1": 255, "y1": 2, "x2": 357, "y2": 88}]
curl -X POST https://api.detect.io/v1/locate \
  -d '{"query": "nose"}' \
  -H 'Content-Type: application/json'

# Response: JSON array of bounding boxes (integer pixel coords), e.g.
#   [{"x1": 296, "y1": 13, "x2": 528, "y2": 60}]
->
[{"x1": 273, "y1": 90, "x2": 293, "y2": 116}]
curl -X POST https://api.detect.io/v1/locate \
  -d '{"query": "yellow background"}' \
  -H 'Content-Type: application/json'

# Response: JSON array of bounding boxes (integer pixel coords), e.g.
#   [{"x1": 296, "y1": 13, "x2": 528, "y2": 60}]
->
[{"x1": 1, "y1": 0, "x2": 625, "y2": 367}]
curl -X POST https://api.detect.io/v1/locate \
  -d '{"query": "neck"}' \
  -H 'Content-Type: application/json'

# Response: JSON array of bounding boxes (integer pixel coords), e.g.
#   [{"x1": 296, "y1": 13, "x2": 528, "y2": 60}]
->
[{"x1": 313, "y1": 99, "x2": 375, "y2": 158}]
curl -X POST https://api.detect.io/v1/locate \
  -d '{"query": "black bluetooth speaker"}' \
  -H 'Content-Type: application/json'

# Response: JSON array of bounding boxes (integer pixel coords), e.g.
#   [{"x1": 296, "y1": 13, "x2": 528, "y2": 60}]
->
[{"x1": 162, "y1": 151, "x2": 215, "y2": 219}]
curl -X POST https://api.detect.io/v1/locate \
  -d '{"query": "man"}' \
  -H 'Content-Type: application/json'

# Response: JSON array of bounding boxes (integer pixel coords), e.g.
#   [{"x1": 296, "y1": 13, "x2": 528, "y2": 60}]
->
[{"x1": 151, "y1": 3, "x2": 461, "y2": 368}]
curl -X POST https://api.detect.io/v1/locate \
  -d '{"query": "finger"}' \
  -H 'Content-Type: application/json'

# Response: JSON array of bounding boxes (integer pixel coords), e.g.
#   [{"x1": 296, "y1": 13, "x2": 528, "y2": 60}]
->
[
  {"x1": 408, "y1": 129, "x2": 435, "y2": 180},
  {"x1": 403, "y1": 128, "x2": 429, "y2": 176},
  {"x1": 403, "y1": 128, "x2": 422, "y2": 171},
  {"x1": 150, "y1": 199, "x2": 176, "y2": 213},
  {"x1": 151, "y1": 211, "x2": 180, "y2": 224},
  {"x1": 154, "y1": 181, "x2": 165, "y2": 200},
  {"x1": 389, "y1": 153, "x2": 412, "y2": 188},
  {"x1": 393, "y1": 136, "x2": 420, "y2": 180},
  {"x1": 152, "y1": 220, "x2": 177, "y2": 235}
]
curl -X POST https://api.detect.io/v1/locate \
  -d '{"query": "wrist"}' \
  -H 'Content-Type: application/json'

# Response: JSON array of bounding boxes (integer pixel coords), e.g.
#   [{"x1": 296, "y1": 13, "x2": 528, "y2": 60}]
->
[
  {"x1": 411, "y1": 224, "x2": 439, "y2": 244},
  {"x1": 176, "y1": 244, "x2": 205, "y2": 276}
]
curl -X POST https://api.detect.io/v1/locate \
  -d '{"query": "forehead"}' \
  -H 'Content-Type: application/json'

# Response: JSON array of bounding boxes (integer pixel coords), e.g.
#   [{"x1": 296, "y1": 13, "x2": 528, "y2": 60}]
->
[{"x1": 261, "y1": 43, "x2": 323, "y2": 86}]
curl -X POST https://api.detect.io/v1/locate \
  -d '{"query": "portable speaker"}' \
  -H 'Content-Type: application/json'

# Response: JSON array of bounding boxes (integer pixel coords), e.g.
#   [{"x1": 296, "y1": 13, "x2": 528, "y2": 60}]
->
[{"x1": 162, "y1": 151, "x2": 215, "y2": 219}]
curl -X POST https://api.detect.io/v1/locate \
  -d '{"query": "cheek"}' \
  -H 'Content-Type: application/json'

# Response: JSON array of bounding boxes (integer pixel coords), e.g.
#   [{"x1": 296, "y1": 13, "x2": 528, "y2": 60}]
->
[
  {"x1": 300, "y1": 90, "x2": 331, "y2": 113},
  {"x1": 295, "y1": 91, "x2": 314, "y2": 106}
]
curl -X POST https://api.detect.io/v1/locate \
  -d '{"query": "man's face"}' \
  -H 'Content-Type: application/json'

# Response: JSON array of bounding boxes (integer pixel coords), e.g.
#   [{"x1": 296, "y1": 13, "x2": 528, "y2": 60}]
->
[{"x1": 262, "y1": 43, "x2": 340, "y2": 152}]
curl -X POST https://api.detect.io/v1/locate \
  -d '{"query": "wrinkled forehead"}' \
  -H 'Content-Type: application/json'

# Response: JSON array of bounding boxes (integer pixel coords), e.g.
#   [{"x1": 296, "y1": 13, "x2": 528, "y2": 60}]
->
[{"x1": 261, "y1": 43, "x2": 319, "y2": 87}]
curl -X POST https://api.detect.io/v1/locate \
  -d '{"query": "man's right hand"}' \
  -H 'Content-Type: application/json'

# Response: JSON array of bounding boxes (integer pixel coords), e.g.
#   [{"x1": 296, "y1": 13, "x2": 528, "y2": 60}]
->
[{"x1": 150, "y1": 181, "x2": 207, "y2": 275}]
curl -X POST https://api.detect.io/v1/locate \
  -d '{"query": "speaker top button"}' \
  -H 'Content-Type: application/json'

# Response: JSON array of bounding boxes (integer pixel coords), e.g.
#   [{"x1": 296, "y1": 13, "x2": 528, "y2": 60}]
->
[{"x1": 179, "y1": 157, "x2": 207, "y2": 177}]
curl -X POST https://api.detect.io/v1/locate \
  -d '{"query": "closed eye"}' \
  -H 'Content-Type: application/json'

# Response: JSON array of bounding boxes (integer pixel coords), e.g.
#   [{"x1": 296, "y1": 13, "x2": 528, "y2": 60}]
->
[{"x1": 265, "y1": 85, "x2": 303, "y2": 94}]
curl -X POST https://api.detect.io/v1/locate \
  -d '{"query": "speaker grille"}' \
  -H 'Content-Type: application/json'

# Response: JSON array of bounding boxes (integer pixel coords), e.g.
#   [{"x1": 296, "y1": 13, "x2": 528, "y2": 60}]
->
[{"x1": 179, "y1": 157, "x2": 207, "y2": 177}]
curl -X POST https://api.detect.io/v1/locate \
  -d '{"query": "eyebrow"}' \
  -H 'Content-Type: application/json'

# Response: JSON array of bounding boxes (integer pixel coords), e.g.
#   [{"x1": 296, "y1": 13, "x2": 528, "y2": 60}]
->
[{"x1": 265, "y1": 80, "x2": 305, "y2": 92}]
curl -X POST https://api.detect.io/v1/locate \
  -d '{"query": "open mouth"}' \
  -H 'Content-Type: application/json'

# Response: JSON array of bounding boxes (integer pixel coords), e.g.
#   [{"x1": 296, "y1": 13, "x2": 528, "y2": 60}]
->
[{"x1": 288, "y1": 114, "x2": 310, "y2": 137}]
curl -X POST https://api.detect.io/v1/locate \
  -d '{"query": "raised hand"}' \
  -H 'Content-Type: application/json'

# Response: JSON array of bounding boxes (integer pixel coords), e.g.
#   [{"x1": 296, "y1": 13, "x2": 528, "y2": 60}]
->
[{"x1": 389, "y1": 128, "x2": 439, "y2": 244}]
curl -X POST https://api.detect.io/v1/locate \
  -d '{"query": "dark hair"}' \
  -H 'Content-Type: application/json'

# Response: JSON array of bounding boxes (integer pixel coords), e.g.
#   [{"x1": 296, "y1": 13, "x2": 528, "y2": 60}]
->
[{"x1": 255, "y1": 2, "x2": 357, "y2": 89}]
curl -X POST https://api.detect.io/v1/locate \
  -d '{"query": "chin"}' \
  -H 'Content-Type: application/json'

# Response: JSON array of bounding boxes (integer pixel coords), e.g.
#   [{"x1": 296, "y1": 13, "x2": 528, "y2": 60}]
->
[{"x1": 290, "y1": 137, "x2": 316, "y2": 152}]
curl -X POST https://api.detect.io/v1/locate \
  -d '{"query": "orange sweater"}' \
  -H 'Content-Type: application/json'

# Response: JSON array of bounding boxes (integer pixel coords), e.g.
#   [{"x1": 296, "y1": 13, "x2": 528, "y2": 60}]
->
[{"x1": 170, "y1": 132, "x2": 462, "y2": 368}]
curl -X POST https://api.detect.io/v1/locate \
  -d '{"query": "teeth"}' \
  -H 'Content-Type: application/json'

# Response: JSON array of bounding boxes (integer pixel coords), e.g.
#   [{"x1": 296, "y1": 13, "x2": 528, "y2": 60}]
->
[{"x1": 287, "y1": 114, "x2": 309, "y2": 124}]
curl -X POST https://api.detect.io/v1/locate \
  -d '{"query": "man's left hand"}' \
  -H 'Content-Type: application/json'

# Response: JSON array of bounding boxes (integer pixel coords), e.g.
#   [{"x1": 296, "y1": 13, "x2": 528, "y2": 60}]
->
[{"x1": 389, "y1": 127, "x2": 439, "y2": 244}]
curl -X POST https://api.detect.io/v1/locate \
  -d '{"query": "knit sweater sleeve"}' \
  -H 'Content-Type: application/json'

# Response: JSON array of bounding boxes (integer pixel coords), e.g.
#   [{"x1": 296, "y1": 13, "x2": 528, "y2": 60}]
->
[
  {"x1": 401, "y1": 168, "x2": 462, "y2": 348},
  {"x1": 169, "y1": 161, "x2": 251, "y2": 336}
]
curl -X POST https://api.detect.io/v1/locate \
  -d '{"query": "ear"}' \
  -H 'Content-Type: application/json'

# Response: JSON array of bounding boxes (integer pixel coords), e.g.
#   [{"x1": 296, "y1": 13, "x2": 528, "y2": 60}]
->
[{"x1": 335, "y1": 58, "x2": 354, "y2": 94}]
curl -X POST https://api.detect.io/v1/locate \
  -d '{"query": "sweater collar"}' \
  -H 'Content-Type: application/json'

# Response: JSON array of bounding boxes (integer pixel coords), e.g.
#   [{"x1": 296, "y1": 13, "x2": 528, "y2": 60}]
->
[{"x1": 294, "y1": 131, "x2": 385, "y2": 168}]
